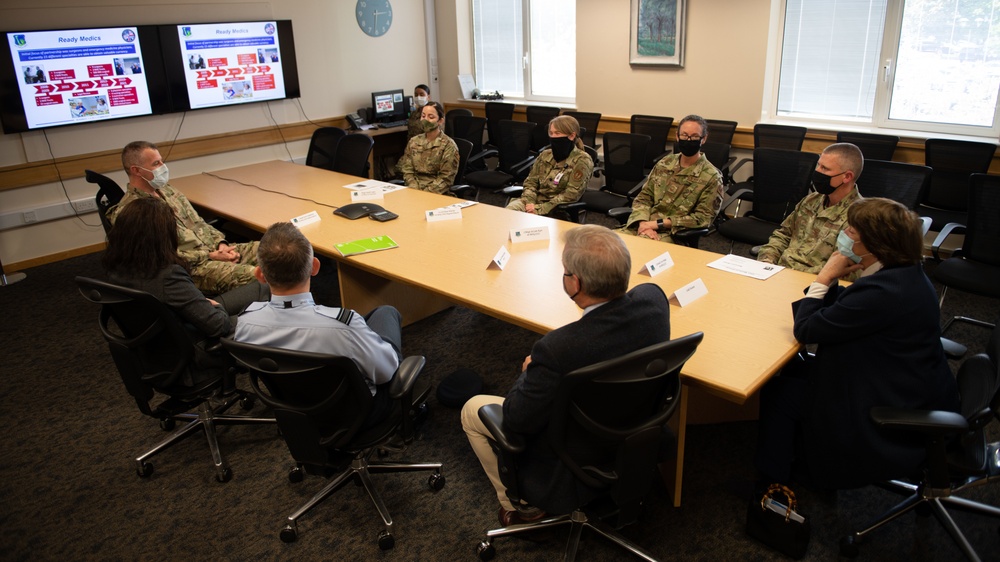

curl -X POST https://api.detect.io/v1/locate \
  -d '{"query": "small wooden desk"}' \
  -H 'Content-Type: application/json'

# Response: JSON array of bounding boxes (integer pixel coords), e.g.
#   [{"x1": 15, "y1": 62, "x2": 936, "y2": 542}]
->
[{"x1": 173, "y1": 161, "x2": 814, "y2": 505}]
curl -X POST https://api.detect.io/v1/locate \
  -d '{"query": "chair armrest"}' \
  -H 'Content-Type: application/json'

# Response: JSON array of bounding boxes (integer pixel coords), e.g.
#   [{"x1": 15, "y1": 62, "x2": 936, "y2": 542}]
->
[
  {"x1": 870, "y1": 406, "x2": 968, "y2": 434},
  {"x1": 501, "y1": 185, "x2": 524, "y2": 197},
  {"x1": 607, "y1": 207, "x2": 632, "y2": 225},
  {"x1": 919, "y1": 216, "x2": 932, "y2": 236},
  {"x1": 557, "y1": 201, "x2": 587, "y2": 223},
  {"x1": 672, "y1": 228, "x2": 709, "y2": 248},
  {"x1": 388, "y1": 179, "x2": 405, "y2": 186},
  {"x1": 940, "y1": 337, "x2": 967, "y2": 360},
  {"x1": 450, "y1": 184, "x2": 477, "y2": 199},
  {"x1": 389, "y1": 355, "x2": 426, "y2": 400},
  {"x1": 510, "y1": 156, "x2": 537, "y2": 178},
  {"x1": 729, "y1": 157, "x2": 753, "y2": 181},
  {"x1": 931, "y1": 222, "x2": 966, "y2": 261},
  {"x1": 478, "y1": 403, "x2": 527, "y2": 454},
  {"x1": 468, "y1": 149, "x2": 498, "y2": 165},
  {"x1": 718, "y1": 188, "x2": 753, "y2": 215},
  {"x1": 625, "y1": 176, "x2": 650, "y2": 200}
]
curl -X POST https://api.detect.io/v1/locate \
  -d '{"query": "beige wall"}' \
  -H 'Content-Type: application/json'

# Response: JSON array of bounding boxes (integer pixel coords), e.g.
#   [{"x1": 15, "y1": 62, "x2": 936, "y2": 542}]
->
[{"x1": 3, "y1": 0, "x2": 773, "y2": 268}]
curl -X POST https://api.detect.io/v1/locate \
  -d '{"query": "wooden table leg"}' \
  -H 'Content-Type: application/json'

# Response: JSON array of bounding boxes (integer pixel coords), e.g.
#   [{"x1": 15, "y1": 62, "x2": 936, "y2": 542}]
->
[{"x1": 337, "y1": 261, "x2": 452, "y2": 325}]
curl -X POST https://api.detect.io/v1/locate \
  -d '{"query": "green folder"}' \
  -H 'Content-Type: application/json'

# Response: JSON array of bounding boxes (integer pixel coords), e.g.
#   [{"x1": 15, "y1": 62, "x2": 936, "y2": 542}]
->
[{"x1": 335, "y1": 235, "x2": 399, "y2": 257}]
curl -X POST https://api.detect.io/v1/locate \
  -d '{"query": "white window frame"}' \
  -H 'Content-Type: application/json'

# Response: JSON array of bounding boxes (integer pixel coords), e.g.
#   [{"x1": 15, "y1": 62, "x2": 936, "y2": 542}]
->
[{"x1": 763, "y1": 0, "x2": 1000, "y2": 140}]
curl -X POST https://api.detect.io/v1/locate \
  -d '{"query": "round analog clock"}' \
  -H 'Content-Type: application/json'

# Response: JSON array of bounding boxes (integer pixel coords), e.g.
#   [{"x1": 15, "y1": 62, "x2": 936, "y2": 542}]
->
[{"x1": 356, "y1": 0, "x2": 393, "y2": 37}]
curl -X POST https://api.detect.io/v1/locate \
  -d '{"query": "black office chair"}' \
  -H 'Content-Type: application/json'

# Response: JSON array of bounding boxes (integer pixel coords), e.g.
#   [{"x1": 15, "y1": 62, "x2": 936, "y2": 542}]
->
[
  {"x1": 333, "y1": 134, "x2": 375, "y2": 178},
  {"x1": 580, "y1": 132, "x2": 650, "y2": 216},
  {"x1": 725, "y1": 124, "x2": 809, "y2": 218},
  {"x1": 220, "y1": 340, "x2": 444, "y2": 548},
  {"x1": 836, "y1": 131, "x2": 899, "y2": 161},
  {"x1": 465, "y1": 120, "x2": 537, "y2": 195},
  {"x1": 931, "y1": 173, "x2": 1000, "y2": 334},
  {"x1": 75, "y1": 276, "x2": 275, "y2": 482},
  {"x1": 563, "y1": 111, "x2": 602, "y2": 152},
  {"x1": 450, "y1": 115, "x2": 497, "y2": 172},
  {"x1": 701, "y1": 141, "x2": 736, "y2": 185},
  {"x1": 526, "y1": 105, "x2": 562, "y2": 153},
  {"x1": 717, "y1": 148, "x2": 818, "y2": 252},
  {"x1": 840, "y1": 348, "x2": 1000, "y2": 561},
  {"x1": 444, "y1": 108, "x2": 473, "y2": 138},
  {"x1": 305, "y1": 126, "x2": 348, "y2": 172},
  {"x1": 85, "y1": 169, "x2": 125, "y2": 235},
  {"x1": 449, "y1": 138, "x2": 479, "y2": 200},
  {"x1": 919, "y1": 138, "x2": 997, "y2": 231},
  {"x1": 474, "y1": 333, "x2": 704, "y2": 562},
  {"x1": 484, "y1": 101, "x2": 515, "y2": 150},
  {"x1": 705, "y1": 118, "x2": 739, "y2": 145},
  {"x1": 630, "y1": 115, "x2": 674, "y2": 172},
  {"x1": 856, "y1": 159, "x2": 931, "y2": 210}
]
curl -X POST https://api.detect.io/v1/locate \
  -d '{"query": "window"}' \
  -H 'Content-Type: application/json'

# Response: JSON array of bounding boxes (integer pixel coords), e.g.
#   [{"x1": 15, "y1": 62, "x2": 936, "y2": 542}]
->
[
  {"x1": 772, "y1": 0, "x2": 1000, "y2": 138},
  {"x1": 472, "y1": 0, "x2": 576, "y2": 103}
]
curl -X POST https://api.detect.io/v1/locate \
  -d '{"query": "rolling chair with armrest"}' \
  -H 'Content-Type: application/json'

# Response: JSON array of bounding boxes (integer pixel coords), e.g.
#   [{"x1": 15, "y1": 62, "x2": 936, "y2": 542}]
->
[
  {"x1": 485, "y1": 101, "x2": 516, "y2": 150},
  {"x1": 85, "y1": 169, "x2": 125, "y2": 235},
  {"x1": 527, "y1": 105, "x2": 562, "y2": 153},
  {"x1": 305, "y1": 126, "x2": 347, "y2": 172},
  {"x1": 705, "y1": 119, "x2": 738, "y2": 145},
  {"x1": 580, "y1": 132, "x2": 650, "y2": 217},
  {"x1": 391, "y1": 138, "x2": 478, "y2": 200},
  {"x1": 220, "y1": 340, "x2": 444, "y2": 548},
  {"x1": 840, "y1": 346, "x2": 1000, "y2": 561},
  {"x1": 75, "y1": 276, "x2": 275, "y2": 483},
  {"x1": 444, "y1": 108, "x2": 473, "y2": 137},
  {"x1": 450, "y1": 115, "x2": 497, "y2": 173},
  {"x1": 466, "y1": 120, "x2": 538, "y2": 197},
  {"x1": 725, "y1": 124, "x2": 808, "y2": 216},
  {"x1": 475, "y1": 332, "x2": 704, "y2": 562},
  {"x1": 334, "y1": 134, "x2": 375, "y2": 178},
  {"x1": 501, "y1": 140, "x2": 596, "y2": 224},
  {"x1": 836, "y1": 131, "x2": 899, "y2": 161},
  {"x1": 563, "y1": 111, "x2": 602, "y2": 153},
  {"x1": 604, "y1": 178, "x2": 713, "y2": 249},
  {"x1": 856, "y1": 159, "x2": 930, "y2": 210},
  {"x1": 629, "y1": 115, "x2": 673, "y2": 172},
  {"x1": 919, "y1": 138, "x2": 996, "y2": 231}
]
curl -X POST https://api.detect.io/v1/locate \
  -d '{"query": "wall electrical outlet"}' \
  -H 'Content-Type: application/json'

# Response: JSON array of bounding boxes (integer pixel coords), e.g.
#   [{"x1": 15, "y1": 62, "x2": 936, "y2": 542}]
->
[
  {"x1": 22, "y1": 211, "x2": 37, "y2": 224},
  {"x1": 73, "y1": 199, "x2": 99, "y2": 213}
]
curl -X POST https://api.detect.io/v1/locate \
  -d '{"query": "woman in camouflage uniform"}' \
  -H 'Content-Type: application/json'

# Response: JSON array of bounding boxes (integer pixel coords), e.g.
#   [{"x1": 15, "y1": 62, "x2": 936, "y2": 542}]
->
[{"x1": 397, "y1": 101, "x2": 460, "y2": 195}]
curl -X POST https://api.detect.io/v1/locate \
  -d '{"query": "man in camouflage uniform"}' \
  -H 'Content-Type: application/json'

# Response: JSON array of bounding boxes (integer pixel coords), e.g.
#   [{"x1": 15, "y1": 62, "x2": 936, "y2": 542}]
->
[
  {"x1": 757, "y1": 142, "x2": 863, "y2": 279},
  {"x1": 506, "y1": 115, "x2": 594, "y2": 219},
  {"x1": 619, "y1": 114, "x2": 724, "y2": 242},
  {"x1": 108, "y1": 140, "x2": 258, "y2": 294},
  {"x1": 397, "y1": 101, "x2": 460, "y2": 194}
]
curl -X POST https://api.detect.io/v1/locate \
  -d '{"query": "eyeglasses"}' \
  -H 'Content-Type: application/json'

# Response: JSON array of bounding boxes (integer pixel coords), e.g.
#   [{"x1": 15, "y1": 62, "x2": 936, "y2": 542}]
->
[
  {"x1": 563, "y1": 272, "x2": 575, "y2": 277},
  {"x1": 678, "y1": 134, "x2": 703, "y2": 141}
]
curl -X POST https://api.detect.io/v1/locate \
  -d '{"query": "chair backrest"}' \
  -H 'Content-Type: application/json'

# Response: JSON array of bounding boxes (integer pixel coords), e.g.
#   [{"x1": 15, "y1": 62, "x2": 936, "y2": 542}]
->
[
  {"x1": 75, "y1": 276, "x2": 220, "y2": 416},
  {"x1": 923, "y1": 138, "x2": 997, "y2": 211},
  {"x1": 601, "y1": 132, "x2": 650, "y2": 197},
  {"x1": 836, "y1": 132, "x2": 899, "y2": 161},
  {"x1": 563, "y1": 111, "x2": 602, "y2": 149},
  {"x1": 857, "y1": 159, "x2": 930, "y2": 210},
  {"x1": 705, "y1": 119, "x2": 738, "y2": 145},
  {"x1": 630, "y1": 115, "x2": 674, "y2": 170},
  {"x1": 85, "y1": 170, "x2": 125, "y2": 234},
  {"x1": 450, "y1": 115, "x2": 488, "y2": 155},
  {"x1": 496, "y1": 119, "x2": 536, "y2": 177},
  {"x1": 484, "y1": 101, "x2": 515, "y2": 146},
  {"x1": 221, "y1": 339, "x2": 380, "y2": 462},
  {"x1": 545, "y1": 332, "x2": 703, "y2": 521},
  {"x1": 701, "y1": 142, "x2": 732, "y2": 174},
  {"x1": 963, "y1": 173, "x2": 1000, "y2": 266},
  {"x1": 444, "y1": 108, "x2": 473, "y2": 137},
  {"x1": 452, "y1": 137, "x2": 474, "y2": 184},
  {"x1": 754, "y1": 124, "x2": 807, "y2": 150},
  {"x1": 305, "y1": 127, "x2": 347, "y2": 171},
  {"x1": 525, "y1": 105, "x2": 561, "y2": 152},
  {"x1": 332, "y1": 134, "x2": 375, "y2": 178},
  {"x1": 750, "y1": 148, "x2": 819, "y2": 224}
]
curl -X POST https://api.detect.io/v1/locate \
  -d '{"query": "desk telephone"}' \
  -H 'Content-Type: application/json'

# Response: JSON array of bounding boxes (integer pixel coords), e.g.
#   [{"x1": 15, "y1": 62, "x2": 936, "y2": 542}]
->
[{"x1": 346, "y1": 112, "x2": 368, "y2": 130}]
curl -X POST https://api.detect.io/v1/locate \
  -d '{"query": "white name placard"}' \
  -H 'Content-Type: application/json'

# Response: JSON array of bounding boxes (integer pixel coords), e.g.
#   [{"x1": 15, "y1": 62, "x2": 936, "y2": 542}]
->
[
  {"x1": 488, "y1": 246, "x2": 511, "y2": 270},
  {"x1": 509, "y1": 226, "x2": 550, "y2": 243},
  {"x1": 641, "y1": 251, "x2": 675, "y2": 277},
  {"x1": 290, "y1": 210, "x2": 320, "y2": 228},
  {"x1": 669, "y1": 278, "x2": 708, "y2": 307},
  {"x1": 351, "y1": 188, "x2": 383, "y2": 202},
  {"x1": 426, "y1": 207, "x2": 462, "y2": 222}
]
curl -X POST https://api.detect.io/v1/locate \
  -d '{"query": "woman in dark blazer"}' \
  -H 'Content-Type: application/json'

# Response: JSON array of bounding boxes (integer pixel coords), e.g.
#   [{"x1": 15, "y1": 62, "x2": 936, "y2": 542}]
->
[
  {"x1": 102, "y1": 197, "x2": 267, "y2": 338},
  {"x1": 755, "y1": 197, "x2": 959, "y2": 489}
]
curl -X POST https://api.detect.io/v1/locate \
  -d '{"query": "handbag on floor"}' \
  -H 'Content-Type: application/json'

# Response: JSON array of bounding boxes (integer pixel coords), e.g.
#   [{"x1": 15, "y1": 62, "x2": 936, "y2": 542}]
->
[{"x1": 745, "y1": 483, "x2": 811, "y2": 559}]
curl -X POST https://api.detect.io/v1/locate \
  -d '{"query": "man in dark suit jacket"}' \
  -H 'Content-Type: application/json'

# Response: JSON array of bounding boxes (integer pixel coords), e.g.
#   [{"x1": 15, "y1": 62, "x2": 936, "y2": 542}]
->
[{"x1": 462, "y1": 225, "x2": 671, "y2": 525}]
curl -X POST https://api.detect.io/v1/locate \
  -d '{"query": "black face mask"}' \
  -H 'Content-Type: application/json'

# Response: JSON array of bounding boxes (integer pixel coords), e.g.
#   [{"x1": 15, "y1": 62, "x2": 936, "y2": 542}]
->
[
  {"x1": 550, "y1": 137, "x2": 575, "y2": 162},
  {"x1": 676, "y1": 139, "x2": 702, "y2": 157},
  {"x1": 811, "y1": 170, "x2": 847, "y2": 195}
]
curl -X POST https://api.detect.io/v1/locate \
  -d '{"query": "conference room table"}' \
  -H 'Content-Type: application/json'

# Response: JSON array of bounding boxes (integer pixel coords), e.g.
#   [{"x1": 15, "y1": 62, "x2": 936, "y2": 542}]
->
[{"x1": 171, "y1": 160, "x2": 816, "y2": 506}]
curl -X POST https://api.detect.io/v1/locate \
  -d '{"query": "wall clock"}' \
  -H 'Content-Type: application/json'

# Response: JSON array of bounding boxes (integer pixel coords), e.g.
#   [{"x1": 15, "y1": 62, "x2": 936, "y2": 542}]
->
[{"x1": 356, "y1": 0, "x2": 393, "y2": 37}]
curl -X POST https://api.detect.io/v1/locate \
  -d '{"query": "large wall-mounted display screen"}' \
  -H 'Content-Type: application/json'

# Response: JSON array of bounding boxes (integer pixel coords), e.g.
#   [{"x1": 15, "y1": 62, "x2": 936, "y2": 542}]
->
[
  {"x1": 0, "y1": 26, "x2": 168, "y2": 133},
  {"x1": 161, "y1": 20, "x2": 300, "y2": 111}
]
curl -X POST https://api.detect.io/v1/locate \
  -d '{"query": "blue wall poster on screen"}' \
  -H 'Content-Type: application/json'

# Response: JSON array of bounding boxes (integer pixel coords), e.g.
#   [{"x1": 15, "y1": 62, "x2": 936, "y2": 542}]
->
[
  {"x1": 174, "y1": 21, "x2": 288, "y2": 110},
  {"x1": 4, "y1": 27, "x2": 157, "y2": 130}
]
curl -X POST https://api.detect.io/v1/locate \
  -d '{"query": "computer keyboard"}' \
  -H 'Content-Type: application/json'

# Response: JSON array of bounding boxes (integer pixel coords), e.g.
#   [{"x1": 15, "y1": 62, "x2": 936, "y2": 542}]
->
[{"x1": 377, "y1": 120, "x2": 408, "y2": 129}]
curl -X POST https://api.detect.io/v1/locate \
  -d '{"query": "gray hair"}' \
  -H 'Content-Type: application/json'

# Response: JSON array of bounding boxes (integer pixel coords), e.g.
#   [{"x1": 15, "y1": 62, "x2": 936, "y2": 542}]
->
[{"x1": 562, "y1": 225, "x2": 631, "y2": 299}]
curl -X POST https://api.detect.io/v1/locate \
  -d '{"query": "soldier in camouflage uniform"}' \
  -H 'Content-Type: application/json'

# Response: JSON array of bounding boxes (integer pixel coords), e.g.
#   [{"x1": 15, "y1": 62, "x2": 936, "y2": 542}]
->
[
  {"x1": 757, "y1": 142, "x2": 864, "y2": 280},
  {"x1": 619, "y1": 114, "x2": 724, "y2": 243},
  {"x1": 506, "y1": 115, "x2": 593, "y2": 219},
  {"x1": 406, "y1": 84, "x2": 432, "y2": 140},
  {"x1": 397, "y1": 101, "x2": 460, "y2": 194},
  {"x1": 108, "y1": 141, "x2": 258, "y2": 295}
]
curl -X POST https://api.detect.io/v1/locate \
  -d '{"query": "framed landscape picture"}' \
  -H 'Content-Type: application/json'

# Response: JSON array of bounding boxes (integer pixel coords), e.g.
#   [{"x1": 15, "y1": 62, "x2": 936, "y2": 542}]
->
[{"x1": 630, "y1": 0, "x2": 686, "y2": 67}]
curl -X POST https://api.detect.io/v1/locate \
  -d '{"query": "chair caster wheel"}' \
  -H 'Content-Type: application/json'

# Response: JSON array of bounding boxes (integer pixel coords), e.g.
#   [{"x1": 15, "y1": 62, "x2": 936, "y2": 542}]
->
[
  {"x1": 288, "y1": 467, "x2": 304, "y2": 483},
  {"x1": 216, "y1": 467, "x2": 232, "y2": 483},
  {"x1": 428, "y1": 472, "x2": 446, "y2": 491},
  {"x1": 839, "y1": 535, "x2": 860, "y2": 558},
  {"x1": 280, "y1": 524, "x2": 297, "y2": 543},
  {"x1": 137, "y1": 461, "x2": 154, "y2": 478},
  {"x1": 476, "y1": 540, "x2": 496, "y2": 561},
  {"x1": 377, "y1": 530, "x2": 395, "y2": 550},
  {"x1": 159, "y1": 419, "x2": 175, "y2": 431},
  {"x1": 240, "y1": 395, "x2": 255, "y2": 410}
]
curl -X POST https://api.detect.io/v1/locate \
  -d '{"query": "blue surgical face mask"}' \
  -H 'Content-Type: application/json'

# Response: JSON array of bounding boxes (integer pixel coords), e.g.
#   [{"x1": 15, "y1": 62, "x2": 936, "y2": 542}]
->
[
  {"x1": 836, "y1": 229, "x2": 867, "y2": 264},
  {"x1": 140, "y1": 164, "x2": 169, "y2": 189}
]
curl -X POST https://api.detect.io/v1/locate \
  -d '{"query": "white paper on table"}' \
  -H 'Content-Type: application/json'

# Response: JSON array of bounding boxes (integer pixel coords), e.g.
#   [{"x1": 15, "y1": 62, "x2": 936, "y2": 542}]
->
[
  {"x1": 707, "y1": 254, "x2": 785, "y2": 280},
  {"x1": 342, "y1": 180, "x2": 408, "y2": 194}
]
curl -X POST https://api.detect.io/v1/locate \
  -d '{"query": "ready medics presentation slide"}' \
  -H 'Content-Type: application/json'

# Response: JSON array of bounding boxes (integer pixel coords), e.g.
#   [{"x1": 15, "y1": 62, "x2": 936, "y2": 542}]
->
[{"x1": 176, "y1": 21, "x2": 287, "y2": 110}]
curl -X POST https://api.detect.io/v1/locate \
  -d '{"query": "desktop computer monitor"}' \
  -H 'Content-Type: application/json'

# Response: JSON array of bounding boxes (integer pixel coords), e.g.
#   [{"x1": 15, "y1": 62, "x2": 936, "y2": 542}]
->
[{"x1": 370, "y1": 88, "x2": 405, "y2": 123}]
